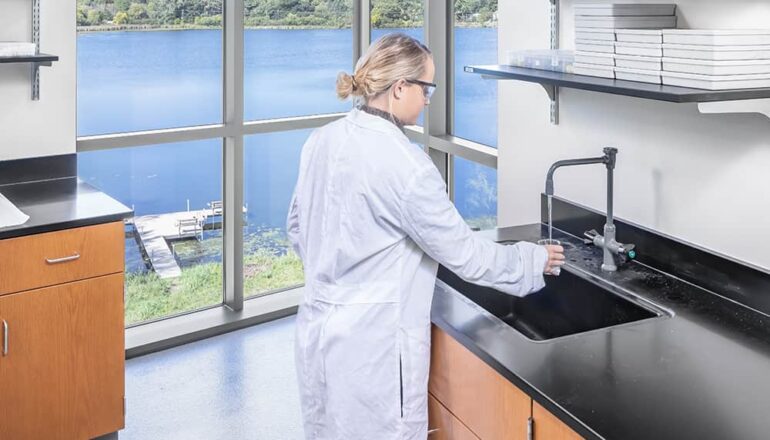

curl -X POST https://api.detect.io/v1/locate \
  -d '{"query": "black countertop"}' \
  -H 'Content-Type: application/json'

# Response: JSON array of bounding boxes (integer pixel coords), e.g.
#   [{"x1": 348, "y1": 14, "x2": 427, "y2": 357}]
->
[
  {"x1": 431, "y1": 224, "x2": 770, "y2": 440},
  {"x1": 0, "y1": 177, "x2": 133, "y2": 240}
]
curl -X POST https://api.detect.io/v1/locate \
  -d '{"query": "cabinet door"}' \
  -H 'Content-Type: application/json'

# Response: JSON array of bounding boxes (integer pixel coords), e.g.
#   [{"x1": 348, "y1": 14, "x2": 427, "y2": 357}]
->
[
  {"x1": 0, "y1": 273, "x2": 125, "y2": 440},
  {"x1": 533, "y1": 401, "x2": 584, "y2": 440},
  {"x1": 429, "y1": 325, "x2": 532, "y2": 440},
  {"x1": 428, "y1": 393, "x2": 480, "y2": 440}
]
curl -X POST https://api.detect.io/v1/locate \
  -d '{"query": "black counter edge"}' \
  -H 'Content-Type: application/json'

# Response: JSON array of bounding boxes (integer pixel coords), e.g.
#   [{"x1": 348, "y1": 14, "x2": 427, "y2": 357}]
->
[
  {"x1": 540, "y1": 194, "x2": 770, "y2": 318},
  {"x1": 0, "y1": 213, "x2": 132, "y2": 240},
  {"x1": 430, "y1": 315, "x2": 604, "y2": 440}
]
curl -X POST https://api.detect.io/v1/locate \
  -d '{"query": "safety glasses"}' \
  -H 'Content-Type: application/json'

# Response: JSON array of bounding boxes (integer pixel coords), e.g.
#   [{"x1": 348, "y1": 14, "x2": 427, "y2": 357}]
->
[{"x1": 405, "y1": 78, "x2": 437, "y2": 100}]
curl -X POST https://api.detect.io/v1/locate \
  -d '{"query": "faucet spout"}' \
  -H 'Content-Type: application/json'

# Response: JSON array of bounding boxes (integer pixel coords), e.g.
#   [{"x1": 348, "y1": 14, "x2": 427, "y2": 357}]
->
[
  {"x1": 544, "y1": 147, "x2": 631, "y2": 273},
  {"x1": 545, "y1": 147, "x2": 616, "y2": 196}
]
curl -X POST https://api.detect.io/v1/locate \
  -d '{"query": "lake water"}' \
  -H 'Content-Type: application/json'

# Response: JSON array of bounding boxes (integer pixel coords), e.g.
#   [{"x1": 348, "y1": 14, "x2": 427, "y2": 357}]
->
[{"x1": 76, "y1": 27, "x2": 498, "y2": 271}]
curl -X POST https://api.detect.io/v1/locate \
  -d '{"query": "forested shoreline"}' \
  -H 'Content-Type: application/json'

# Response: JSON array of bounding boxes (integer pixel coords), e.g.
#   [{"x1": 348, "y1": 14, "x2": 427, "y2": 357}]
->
[{"x1": 76, "y1": 0, "x2": 497, "y2": 30}]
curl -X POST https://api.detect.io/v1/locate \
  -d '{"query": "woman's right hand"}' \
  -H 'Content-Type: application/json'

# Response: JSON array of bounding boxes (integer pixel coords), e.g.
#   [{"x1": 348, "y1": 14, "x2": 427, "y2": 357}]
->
[{"x1": 543, "y1": 245, "x2": 565, "y2": 275}]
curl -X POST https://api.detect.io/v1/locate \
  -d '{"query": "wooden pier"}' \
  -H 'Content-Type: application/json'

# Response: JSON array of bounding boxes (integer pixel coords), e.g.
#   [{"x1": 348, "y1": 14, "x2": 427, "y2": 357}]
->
[{"x1": 130, "y1": 202, "x2": 245, "y2": 279}]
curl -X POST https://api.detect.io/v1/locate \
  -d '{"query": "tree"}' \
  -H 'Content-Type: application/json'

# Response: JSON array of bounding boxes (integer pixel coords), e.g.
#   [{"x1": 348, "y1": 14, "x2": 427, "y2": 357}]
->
[
  {"x1": 114, "y1": 11, "x2": 129, "y2": 24},
  {"x1": 77, "y1": 6, "x2": 90, "y2": 26},
  {"x1": 115, "y1": 0, "x2": 131, "y2": 12},
  {"x1": 128, "y1": 3, "x2": 148, "y2": 20},
  {"x1": 86, "y1": 9, "x2": 104, "y2": 25}
]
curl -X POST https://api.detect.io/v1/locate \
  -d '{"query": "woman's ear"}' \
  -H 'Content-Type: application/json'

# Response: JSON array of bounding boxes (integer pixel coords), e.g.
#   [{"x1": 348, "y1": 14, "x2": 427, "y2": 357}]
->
[{"x1": 393, "y1": 79, "x2": 404, "y2": 100}]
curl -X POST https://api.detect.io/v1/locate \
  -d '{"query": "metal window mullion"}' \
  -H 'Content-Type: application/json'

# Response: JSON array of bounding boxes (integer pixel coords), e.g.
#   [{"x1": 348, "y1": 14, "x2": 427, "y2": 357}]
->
[
  {"x1": 76, "y1": 124, "x2": 229, "y2": 152},
  {"x1": 223, "y1": 0, "x2": 245, "y2": 311},
  {"x1": 353, "y1": 0, "x2": 371, "y2": 67},
  {"x1": 424, "y1": 0, "x2": 450, "y2": 185}
]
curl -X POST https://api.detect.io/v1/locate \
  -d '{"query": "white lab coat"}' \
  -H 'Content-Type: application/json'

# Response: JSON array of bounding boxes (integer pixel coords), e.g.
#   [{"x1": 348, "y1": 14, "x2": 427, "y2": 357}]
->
[{"x1": 287, "y1": 107, "x2": 548, "y2": 440}]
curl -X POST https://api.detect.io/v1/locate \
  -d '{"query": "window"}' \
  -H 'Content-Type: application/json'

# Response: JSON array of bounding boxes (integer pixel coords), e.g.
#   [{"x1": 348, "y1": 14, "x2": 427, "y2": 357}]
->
[
  {"x1": 453, "y1": 156, "x2": 497, "y2": 230},
  {"x1": 243, "y1": 130, "x2": 308, "y2": 298},
  {"x1": 76, "y1": 1, "x2": 223, "y2": 136},
  {"x1": 75, "y1": 1, "x2": 499, "y2": 332},
  {"x1": 452, "y1": 0, "x2": 498, "y2": 146},
  {"x1": 450, "y1": 1, "x2": 498, "y2": 228},
  {"x1": 244, "y1": 1, "x2": 354, "y2": 121},
  {"x1": 78, "y1": 140, "x2": 224, "y2": 326}
]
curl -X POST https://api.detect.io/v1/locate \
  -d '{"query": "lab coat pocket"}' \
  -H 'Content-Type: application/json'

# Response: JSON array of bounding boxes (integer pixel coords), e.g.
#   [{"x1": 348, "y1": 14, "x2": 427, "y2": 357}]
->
[{"x1": 398, "y1": 325, "x2": 432, "y2": 435}]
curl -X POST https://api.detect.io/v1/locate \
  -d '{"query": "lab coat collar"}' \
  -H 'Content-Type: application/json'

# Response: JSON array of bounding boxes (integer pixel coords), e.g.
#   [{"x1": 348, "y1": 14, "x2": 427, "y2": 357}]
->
[{"x1": 346, "y1": 107, "x2": 410, "y2": 142}]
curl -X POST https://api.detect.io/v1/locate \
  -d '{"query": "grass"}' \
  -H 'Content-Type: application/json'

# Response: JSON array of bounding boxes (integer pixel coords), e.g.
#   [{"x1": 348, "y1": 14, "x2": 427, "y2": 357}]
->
[{"x1": 124, "y1": 229, "x2": 304, "y2": 326}]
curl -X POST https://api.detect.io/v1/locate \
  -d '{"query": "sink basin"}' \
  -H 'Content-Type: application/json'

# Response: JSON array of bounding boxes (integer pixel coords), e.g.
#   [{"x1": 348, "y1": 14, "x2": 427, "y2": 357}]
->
[{"x1": 437, "y1": 264, "x2": 666, "y2": 341}]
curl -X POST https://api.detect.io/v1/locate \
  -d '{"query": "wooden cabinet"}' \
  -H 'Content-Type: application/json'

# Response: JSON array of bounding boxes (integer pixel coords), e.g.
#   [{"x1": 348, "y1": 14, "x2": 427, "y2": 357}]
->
[
  {"x1": 428, "y1": 393, "x2": 480, "y2": 440},
  {"x1": 430, "y1": 325, "x2": 584, "y2": 440},
  {"x1": 0, "y1": 222, "x2": 125, "y2": 440},
  {"x1": 533, "y1": 402, "x2": 584, "y2": 440}
]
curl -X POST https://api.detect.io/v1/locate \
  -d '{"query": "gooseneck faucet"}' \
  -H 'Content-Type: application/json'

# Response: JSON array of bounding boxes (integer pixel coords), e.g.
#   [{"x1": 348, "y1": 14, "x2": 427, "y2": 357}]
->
[{"x1": 545, "y1": 147, "x2": 635, "y2": 272}]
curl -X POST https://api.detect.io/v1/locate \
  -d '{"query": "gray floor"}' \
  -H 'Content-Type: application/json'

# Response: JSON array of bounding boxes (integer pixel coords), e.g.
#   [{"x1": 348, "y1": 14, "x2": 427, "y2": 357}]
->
[{"x1": 121, "y1": 316, "x2": 303, "y2": 440}]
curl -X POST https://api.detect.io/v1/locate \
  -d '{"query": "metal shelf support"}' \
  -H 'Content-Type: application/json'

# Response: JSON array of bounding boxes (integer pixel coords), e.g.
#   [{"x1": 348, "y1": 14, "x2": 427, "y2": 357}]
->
[
  {"x1": 549, "y1": 0, "x2": 560, "y2": 125},
  {"x1": 32, "y1": 0, "x2": 41, "y2": 101}
]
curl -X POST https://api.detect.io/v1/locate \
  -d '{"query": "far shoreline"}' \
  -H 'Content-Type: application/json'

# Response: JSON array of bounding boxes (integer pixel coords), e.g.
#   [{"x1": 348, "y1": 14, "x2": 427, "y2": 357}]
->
[{"x1": 76, "y1": 22, "x2": 496, "y2": 33}]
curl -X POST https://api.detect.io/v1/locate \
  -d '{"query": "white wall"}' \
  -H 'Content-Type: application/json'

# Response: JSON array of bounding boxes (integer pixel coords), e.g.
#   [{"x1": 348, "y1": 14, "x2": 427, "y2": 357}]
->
[
  {"x1": 498, "y1": 0, "x2": 770, "y2": 270},
  {"x1": 0, "y1": 0, "x2": 75, "y2": 160}
]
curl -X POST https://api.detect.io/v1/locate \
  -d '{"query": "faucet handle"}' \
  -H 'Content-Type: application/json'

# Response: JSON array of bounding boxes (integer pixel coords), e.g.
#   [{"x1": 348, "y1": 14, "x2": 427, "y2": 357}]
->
[
  {"x1": 583, "y1": 229, "x2": 599, "y2": 244},
  {"x1": 618, "y1": 243, "x2": 637, "y2": 260}
]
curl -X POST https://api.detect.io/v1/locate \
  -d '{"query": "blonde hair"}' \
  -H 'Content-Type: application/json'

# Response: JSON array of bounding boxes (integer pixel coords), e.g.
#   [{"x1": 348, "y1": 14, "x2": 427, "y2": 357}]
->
[{"x1": 336, "y1": 33, "x2": 432, "y2": 105}]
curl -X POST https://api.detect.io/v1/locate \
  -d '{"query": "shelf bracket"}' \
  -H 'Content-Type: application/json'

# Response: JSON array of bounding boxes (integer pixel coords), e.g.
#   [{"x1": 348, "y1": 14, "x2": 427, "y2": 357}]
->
[
  {"x1": 31, "y1": 0, "x2": 41, "y2": 101},
  {"x1": 548, "y1": 0, "x2": 560, "y2": 125},
  {"x1": 698, "y1": 99, "x2": 770, "y2": 120}
]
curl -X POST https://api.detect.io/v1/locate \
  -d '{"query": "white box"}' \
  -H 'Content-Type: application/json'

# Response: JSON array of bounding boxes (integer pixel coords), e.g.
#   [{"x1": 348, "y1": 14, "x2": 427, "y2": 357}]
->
[
  {"x1": 575, "y1": 28, "x2": 616, "y2": 42},
  {"x1": 615, "y1": 54, "x2": 661, "y2": 71},
  {"x1": 0, "y1": 42, "x2": 36, "y2": 57},
  {"x1": 662, "y1": 29, "x2": 770, "y2": 46},
  {"x1": 661, "y1": 70, "x2": 770, "y2": 90},
  {"x1": 574, "y1": 63, "x2": 615, "y2": 79},
  {"x1": 615, "y1": 29, "x2": 663, "y2": 44},
  {"x1": 575, "y1": 16, "x2": 677, "y2": 30},
  {"x1": 574, "y1": 4, "x2": 676, "y2": 17},
  {"x1": 575, "y1": 39, "x2": 615, "y2": 54},
  {"x1": 575, "y1": 51, "x2": 615, "y2": 66},
  {"x1": 663, "y1": 43, "x2": 770, "y2": 61},
  {"x1": 616, "y1": 41, "x2": 663, "y2": 57},
  {"x1": 615, "y1": 66, "x2": 662, "y2": 84},
  {"x1": 663, "y1": 57, "x2": 770, "y2": 75}
]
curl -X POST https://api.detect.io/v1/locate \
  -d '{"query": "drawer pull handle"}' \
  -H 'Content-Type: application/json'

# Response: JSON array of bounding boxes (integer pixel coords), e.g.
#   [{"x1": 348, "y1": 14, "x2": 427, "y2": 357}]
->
[
  {"x1": 45, "y1": 252, "x2": 81, "y2": 264},
  {"x1": 428, "y1": 428, "x2": 439, "y2": 436},
  {"x1": 2, "y1": 320, "x2": 7, "y2": 356}
]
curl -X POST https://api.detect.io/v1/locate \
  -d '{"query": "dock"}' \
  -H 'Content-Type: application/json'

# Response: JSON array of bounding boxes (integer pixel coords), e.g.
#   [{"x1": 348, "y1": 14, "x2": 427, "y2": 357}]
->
[{"x1": 130, "y1": 202, "x2": 245, "y2": 279}]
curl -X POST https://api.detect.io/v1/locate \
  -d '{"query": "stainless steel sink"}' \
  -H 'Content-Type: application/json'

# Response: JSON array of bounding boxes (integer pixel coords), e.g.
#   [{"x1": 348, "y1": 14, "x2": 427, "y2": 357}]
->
[{"x1": 437, "y1": 263, "x2": 668, "y2": 342}]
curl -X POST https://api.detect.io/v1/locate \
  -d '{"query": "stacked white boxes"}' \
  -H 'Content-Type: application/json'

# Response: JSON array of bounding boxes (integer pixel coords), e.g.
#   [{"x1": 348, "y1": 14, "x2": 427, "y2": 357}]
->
[
  {"x1": 661, "y1": 30, "x2": 770, "y2": 89},
  {"x1": 573, "y1": 4, "x2": 677, "y2": 80}
]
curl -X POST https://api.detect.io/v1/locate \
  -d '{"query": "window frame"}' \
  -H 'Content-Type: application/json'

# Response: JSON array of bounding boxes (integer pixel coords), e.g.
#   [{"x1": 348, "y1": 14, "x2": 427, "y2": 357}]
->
[{"x1": 75, "y1": 0, "x2": 498, "y2": 354}]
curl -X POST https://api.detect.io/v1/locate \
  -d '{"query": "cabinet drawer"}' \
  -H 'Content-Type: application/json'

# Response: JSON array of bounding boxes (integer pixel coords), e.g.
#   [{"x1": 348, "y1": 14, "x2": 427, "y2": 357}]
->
[
  {"x1": 428, "y1": 393, "x2": 480, "y2": 440},
  {"x1": 429, "y1": 325, "x2": 532, "y2": 440},
  {"x1": 0, "y1": 221, "x2": 124, "y2": 295}
]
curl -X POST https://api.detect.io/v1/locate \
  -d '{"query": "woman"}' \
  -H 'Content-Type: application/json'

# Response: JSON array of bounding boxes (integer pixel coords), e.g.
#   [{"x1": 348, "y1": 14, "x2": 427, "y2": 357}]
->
[{"x1": 287, "y1": 33, "x2": 564, "y2": 440}]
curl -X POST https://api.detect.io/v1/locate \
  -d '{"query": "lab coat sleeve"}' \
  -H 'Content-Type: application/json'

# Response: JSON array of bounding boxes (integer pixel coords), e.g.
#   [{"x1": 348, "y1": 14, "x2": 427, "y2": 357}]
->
[
  {"x1": 286, "y1": 189, "x2": 304, "y2": 260},
  {"x1": 398, "y1": 165, "x2": 548, "y2": 297}
]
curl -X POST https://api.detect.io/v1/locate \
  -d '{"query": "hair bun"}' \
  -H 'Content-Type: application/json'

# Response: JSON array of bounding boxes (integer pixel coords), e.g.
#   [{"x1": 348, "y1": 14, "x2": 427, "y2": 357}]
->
[{"x1": 336, "y1": 71, "x2": 359, "y2": 100}]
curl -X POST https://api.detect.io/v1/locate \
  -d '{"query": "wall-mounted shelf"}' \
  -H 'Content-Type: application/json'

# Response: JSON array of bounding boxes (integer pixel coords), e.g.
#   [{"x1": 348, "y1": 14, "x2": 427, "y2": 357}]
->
[
  {"x1": 0, "y1": 0, "x2": 52, "y2": 100},
  {"x1": 465, "y1": 65, "x2": 770, "y2": 103},
  {"x1": 0, "y1": 53, "x2": 58, "y2": 65}
]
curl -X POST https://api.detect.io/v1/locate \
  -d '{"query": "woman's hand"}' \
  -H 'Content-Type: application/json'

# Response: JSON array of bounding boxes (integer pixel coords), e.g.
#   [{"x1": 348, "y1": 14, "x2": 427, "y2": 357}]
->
[{"x1": 543, "y1": 245, "x2": 565, "y2": 275}]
